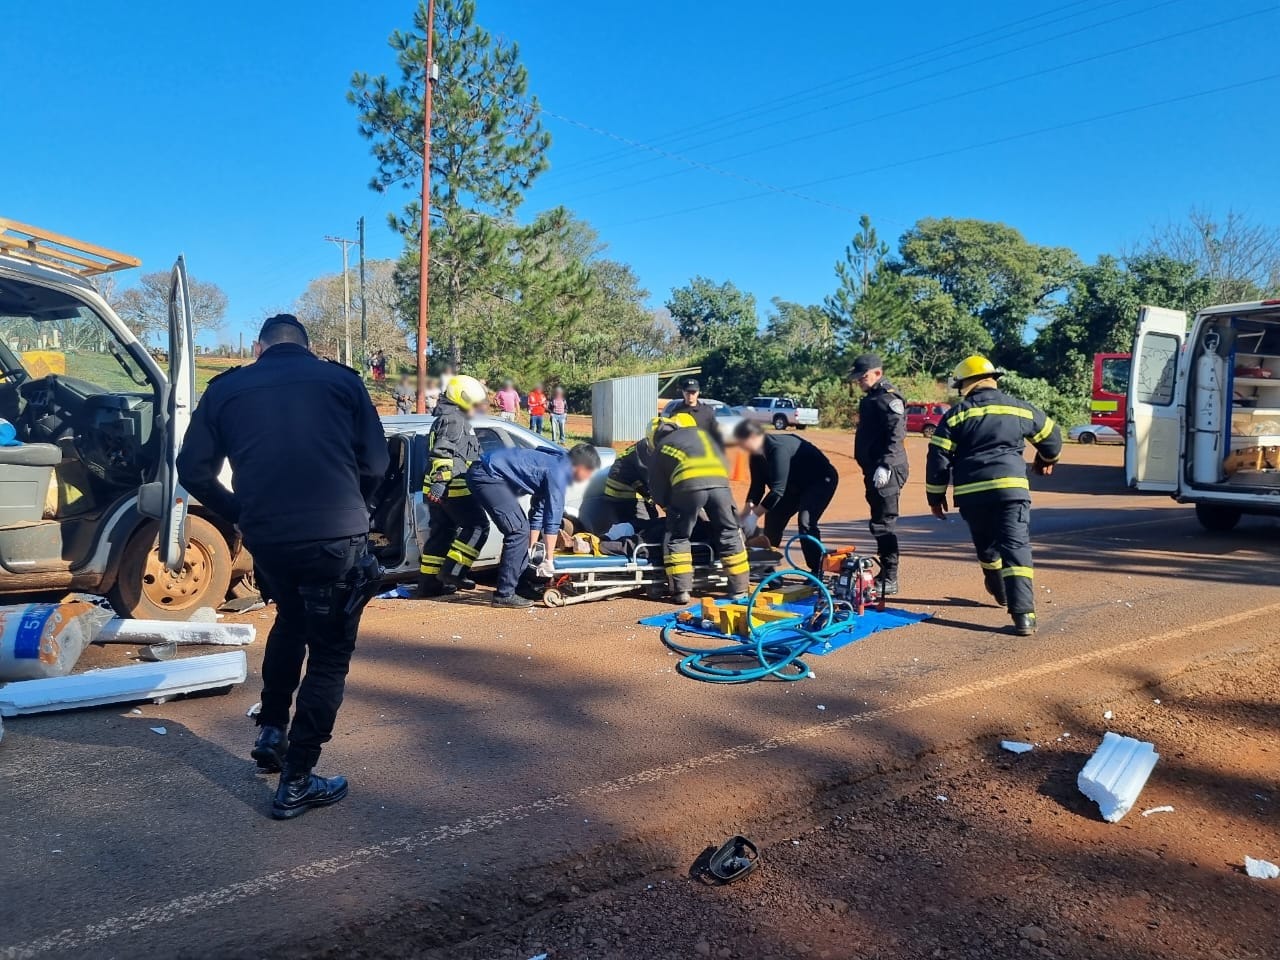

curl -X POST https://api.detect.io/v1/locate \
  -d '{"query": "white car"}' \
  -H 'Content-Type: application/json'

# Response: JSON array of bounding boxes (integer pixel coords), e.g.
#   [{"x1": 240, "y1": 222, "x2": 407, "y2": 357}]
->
[
  {"x1": 378, "y1": 414, "x2": 615, "y2": 575},
  {"x1": 1069, "y1": 423, "x2": 1123, "y2": 444}
]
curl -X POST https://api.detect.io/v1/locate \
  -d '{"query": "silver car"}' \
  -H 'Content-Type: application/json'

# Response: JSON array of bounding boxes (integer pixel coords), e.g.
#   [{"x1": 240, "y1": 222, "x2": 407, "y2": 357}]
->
[{"x1": 1068, "y1": 423, "x2": 1123, "y2": 445}]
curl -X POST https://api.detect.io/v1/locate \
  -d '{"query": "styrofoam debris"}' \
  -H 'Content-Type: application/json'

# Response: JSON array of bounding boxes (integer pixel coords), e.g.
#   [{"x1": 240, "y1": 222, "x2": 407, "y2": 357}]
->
[
  {"x1": 150, "y1": 726, "x2": 167, "y2": 735},
  {"x1": 0, "y1": 651, "x2": 248, "y2": 716},
  {"x1": 1244, "y1": 857, "x2": 1279, "y2": 879},
  {"x1": 935, "y1": 795, "x2": 948, "y2": 803},
  {"x1": 1103, "y1": 710, "x2": 1114, "y2": 720},
  {"x1": 817, "y1": 704, "x2": 826, "y2": 711},
  {"x1": 1001, "y1": 740, "x2": 1034, "y2": 754},
  {"x1": 99, "y1": 619, "x2": 255, "y2": 647},
  {"x1": 189, "y1": 607, "x2": 220, "y2": 622},
  {"x1": 1141, "y1": 805, "x2": 1175, "y2": 817},
  {"x1": 1077, "y1": 731, "x2": 1160, "y2": 823},
  {"x1": 246, "y1": 702, "x2": 261, "y2": 719}
]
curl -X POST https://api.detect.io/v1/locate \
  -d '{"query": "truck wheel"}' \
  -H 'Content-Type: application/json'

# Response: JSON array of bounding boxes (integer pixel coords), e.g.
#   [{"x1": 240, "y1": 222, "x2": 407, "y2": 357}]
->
[
  {"x1": 795, "y1": 423, "x2": 807, "y2": 430},
  {"x1": 772, "y1": 415, "x2": 788, "y2": 430},
  {"x1": 1195, "y1": 503, "x2": 1241, "y2": 533},
  {"x1": 921, "y1": 424, "x2": 936, "y2": 439},
  {"x1": 107, "y1": 516, "x2": 233, "y2": 620}
]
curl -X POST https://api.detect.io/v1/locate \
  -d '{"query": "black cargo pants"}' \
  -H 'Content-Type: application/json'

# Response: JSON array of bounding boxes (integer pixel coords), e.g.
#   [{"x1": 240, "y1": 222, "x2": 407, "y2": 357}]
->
[
  {"x1": 958, "y1": 499, "x2": 1035, "y2": 615},
  {"x1": 764, "y1": 465, "x2": 839, "y2": 573},
  {"x1": 665, "y1": 485, "x2": 749, "y2": 596},
  {"x1": 863, "y1": 463, "x2": 908, "y2": 581}
]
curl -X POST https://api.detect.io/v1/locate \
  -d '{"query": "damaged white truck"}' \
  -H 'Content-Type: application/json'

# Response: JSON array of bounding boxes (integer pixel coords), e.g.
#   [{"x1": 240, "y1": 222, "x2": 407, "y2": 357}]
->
[{"x1": 1127, "y1": 298, "x2": 1280, "y2": 530}]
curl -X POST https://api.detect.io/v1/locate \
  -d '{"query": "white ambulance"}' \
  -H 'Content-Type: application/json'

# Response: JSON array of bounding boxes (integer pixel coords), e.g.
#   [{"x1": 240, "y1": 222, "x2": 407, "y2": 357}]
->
[{"x1": 1127, "y1": 298, "x2": 1280, "y2": 530}]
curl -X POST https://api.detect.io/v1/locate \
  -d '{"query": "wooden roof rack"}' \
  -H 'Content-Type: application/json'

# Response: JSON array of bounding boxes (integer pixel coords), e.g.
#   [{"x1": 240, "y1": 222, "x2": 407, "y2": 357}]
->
[{"x1": 0, "y1": 218, "x2": 141, "y2": 277}]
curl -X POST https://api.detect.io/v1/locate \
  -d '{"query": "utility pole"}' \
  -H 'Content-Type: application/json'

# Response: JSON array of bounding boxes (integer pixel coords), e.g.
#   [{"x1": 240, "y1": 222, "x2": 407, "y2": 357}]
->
[
  {"x1": 416, "y1": 0, "x2": 437, "y2": 413},
  {"x1": 357, "y1": 216, "x2": 368, "y2": 378},
  {"x1": 324, "y1": 234, "x2": 358, "y2": 367}
]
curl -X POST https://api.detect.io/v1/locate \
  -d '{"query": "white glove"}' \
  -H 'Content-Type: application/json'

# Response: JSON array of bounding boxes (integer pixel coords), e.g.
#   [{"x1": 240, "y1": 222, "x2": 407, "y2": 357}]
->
[
  {"x1": 872, "y1": 466, "x2": 892, "y2": 489},
  {"x1": 741, "y1": 511, "x2": 759, "y2": 536},
  {"x1": 535, "y1": 558, "x2": 555, "y2": 579}
]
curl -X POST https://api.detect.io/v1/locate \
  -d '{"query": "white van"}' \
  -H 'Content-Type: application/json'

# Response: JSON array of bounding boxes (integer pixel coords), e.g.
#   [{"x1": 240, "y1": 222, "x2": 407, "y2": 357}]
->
[{"x1": 1127, "y1": 298, "x2": 1280, "y2": 530}]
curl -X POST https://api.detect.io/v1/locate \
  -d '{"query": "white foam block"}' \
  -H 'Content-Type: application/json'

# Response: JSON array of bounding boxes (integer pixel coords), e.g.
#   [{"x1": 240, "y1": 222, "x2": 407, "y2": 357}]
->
[
  {"x1": 1077, "y1": 731, "x2": 1160, "y2": 823},
  {"x1": 0, "y1": 651, "x2": 247, "y2": 716},
  {"x1": 1244, "y1": 856, "x2": 1279, "y2": 879},
  {"x1": 98, "y1": 620, "x2": 256, "y2": 646},
  {"x1": 1001, "y1": 740, "x2": 1034, "y2": 754}
]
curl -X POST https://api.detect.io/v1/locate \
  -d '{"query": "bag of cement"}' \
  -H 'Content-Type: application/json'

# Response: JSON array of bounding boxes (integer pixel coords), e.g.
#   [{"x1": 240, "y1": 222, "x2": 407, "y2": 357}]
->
[{"x1": 0, "y1": 601, "x2": 113, "y2": 680}]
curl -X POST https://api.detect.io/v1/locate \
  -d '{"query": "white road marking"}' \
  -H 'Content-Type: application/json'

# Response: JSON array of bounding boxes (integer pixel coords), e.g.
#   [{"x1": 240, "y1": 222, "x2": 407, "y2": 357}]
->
[{"x1": 6, "y1": 599, "x2": 1280, "y2": 959}]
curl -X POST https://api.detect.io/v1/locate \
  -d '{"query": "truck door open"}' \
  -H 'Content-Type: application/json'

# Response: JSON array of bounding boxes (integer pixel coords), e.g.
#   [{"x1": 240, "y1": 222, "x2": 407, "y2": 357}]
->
[
  {"x1": 1125, "y1": 305, "x2": 1186, "y2": 491},
  {"x1": 149, "y1": 256, "x2": 196, "y2": 571}
]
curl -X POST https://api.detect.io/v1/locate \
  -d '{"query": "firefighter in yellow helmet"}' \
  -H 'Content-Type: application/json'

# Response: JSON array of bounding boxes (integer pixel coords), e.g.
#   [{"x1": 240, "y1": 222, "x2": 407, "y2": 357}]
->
[
  {"x1": 417, "y1": 374, "x2": 490, "y2": 598},
  {"x1": 925, "y1": 356, "x2": 1062, "y2": 635},
  {"x1": 642, "y1": 415, "x2": 749, "y2": 603}
]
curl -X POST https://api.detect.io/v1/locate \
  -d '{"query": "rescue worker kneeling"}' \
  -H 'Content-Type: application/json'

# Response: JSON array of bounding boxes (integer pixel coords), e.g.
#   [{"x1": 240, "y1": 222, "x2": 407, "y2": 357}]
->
[
  {"x1": 467, "y1": 443, "x2": 601, "y2": 608},
  {"x1": 418, "y1": 374, "x2": 490, "y2": 598},
  {"x1": 925, "y1": 356, "x2": 1062, "y2": 636},
  {"x1": 600, "y1": 436, "x2": 660, "y2": 530},
  {"x1": 643, "y1": 414, "x2": 749, "y2": 604}
]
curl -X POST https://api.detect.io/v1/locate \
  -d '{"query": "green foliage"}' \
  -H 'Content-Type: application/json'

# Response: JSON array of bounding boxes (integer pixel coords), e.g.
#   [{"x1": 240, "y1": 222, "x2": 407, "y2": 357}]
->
[
  {"x1": 665, "y1": 277, "x2": 758, "y2": 349},
  {"x1": 999, "y1": 371, "x2": 1086, "y2": 428}
]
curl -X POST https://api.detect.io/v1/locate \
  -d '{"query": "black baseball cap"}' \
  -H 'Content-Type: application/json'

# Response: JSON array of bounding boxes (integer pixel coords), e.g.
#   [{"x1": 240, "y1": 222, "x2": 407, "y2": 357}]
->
[
  {"x1": 849, "y1": 353, "x2": 883, "y2": 378},
  {"x1": 681, "y1": 377, "x2": 700, "y2": 392},
  {"x1": 259, "y1": 313, "x2": 309, "y2": 344}
]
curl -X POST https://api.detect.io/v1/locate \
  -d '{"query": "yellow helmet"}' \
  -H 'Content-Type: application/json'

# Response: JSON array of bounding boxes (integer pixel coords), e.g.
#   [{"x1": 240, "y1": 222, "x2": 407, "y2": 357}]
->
[
  {"x1": 950, "y1": 355, "x2": 1002, "y2": 388},
  {"x1": 670, "y1": 412, "x2": 697, "y2": 429},
  {"x1": 444, "y1": 374, "x2": 486, "y2": 409},
  {"x1": 647, "y1": 415, "x2": 680, "y2": 446}
]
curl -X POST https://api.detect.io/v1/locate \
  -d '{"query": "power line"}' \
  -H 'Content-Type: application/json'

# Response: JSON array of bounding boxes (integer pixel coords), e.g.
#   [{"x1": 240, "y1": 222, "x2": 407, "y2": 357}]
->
[{"x1": 609, "y1": 72, "x2": 1280, "y2": 228}]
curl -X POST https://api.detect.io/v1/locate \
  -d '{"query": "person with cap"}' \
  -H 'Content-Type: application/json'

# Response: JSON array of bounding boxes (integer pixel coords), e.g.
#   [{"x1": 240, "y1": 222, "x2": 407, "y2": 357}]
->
[
  {"x1": 850, "y1": 353, "x2": 908, "y2": 595},
  {"x1": 643, "y1": 414, "x2": 749, "y2": 603},
  {"x1": 925, "y1": 355, "x2": 1062, "y2": 636},
  {"x1": 466, "y1": 442, "x2": 602, "y2": 608},
  {"x1": 177, "y1": 313, "x2": 389, "y2": 820},
  {"x1": 417, "y1": 374, "x2": 489, "y2": 598},
  {"x1": 733, "y1": 420, "x2": 839, "y2": 574},
  {"x1": 666, "y1": 377, "x2": 722, "y2": 450}
]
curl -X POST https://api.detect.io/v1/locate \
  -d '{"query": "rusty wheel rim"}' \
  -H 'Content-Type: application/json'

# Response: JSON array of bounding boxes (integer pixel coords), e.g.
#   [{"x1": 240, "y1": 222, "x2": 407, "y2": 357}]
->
[{"x1": 141, "y1": 536, "x2": 214, "y2": 612}]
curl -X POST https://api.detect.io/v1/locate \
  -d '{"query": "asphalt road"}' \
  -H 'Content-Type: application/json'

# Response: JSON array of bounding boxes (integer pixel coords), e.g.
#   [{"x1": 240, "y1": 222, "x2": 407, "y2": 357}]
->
[{"x1": 2, "y1": 438, "x2": 1278, "y2": 960}]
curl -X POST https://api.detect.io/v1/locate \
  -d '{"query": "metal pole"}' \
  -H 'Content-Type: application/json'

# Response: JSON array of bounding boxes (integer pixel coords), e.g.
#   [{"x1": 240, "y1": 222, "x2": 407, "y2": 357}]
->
[
  {"x1": 358, "y1": 216, "x2": 367, "y2": 378},
  {"x1": 416, "y1": 0, "x2": 436, "y2": 414},
  {"x1": 324, "y1": 235, "x2": 358, "y2": 367}
]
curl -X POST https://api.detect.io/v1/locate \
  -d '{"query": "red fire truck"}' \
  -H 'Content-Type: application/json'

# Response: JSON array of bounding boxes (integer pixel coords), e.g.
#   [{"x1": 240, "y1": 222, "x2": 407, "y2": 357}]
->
[{"x1": 1091, "y1": 352, "x2": 1130, "y2": 431}]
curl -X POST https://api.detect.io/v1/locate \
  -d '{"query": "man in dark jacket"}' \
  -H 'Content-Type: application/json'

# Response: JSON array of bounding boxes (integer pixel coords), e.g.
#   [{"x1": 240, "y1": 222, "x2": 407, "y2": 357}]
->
[
  {"x1": 851, "y1": 353, "x2": 908, "y2": 594},
  {"x1": 734, "y1": 420, "x2": 838, "y2": 574},
  {"x1": 467, "y1": 443, "x2": 601, "y2": 607},
  {"x1": 644, "y1": 415, "x2": 748, "y2": 603},
  {"x1": 177, "y1": 314, "x2": 388, "y2": 820},
  {"x1": 925, "y1": 355, "x2": 1062, "y2": 636},
  {"x1": 665, "y1": 377, "x2": 723, "y2": 450},
  {"x1": 417, "y1": 374, "x2": 488, "y2": 598}
]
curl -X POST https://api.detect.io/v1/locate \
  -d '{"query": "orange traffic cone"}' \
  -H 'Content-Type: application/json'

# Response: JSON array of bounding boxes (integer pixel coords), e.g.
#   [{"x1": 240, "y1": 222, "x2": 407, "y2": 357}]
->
[{"x1": 729, "y1": 448, "x2": 750, "y2": 482}]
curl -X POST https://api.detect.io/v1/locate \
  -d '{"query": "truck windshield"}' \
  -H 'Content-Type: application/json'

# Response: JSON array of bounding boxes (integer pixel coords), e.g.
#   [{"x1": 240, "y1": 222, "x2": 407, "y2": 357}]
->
[{"x1": 0, "y1": 291, "x2": 150, "y2": 392}]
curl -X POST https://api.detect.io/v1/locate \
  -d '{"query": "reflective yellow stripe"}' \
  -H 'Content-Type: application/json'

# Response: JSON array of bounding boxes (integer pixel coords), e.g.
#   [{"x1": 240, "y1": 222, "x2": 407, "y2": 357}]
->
[
  {"x1": 946, "y1": 404, "x2": 1033, "y2": 426},
  {"x1": 604, "y1": 478, "x2": 642, "y2": 500},
  {"x1": 449, "y1": 541, "x2": 480, "y2": 559},
  {"x1": 953, "y1": 476, "x2": 1029, "y2": 496},
  {"x1": 979, "y1": 558, "x2": 1004, "y2": 570},
  {"x1": 1091, "y1": 399, "x2": 1118, "y2": 412},
  {"x1": 664, "y1": 432, "x2": 728, "y2": 485},
  {"x1": 1000, "y1": 565, "x2": 1034, "y2": 579},
  {"x1": 924, "y1": 482, "x2": 949, "y2": 494},
  {"x1": 929, "y1": 435, "x2": 954, "y2": 452},
  {"x1": 722, "y1": 550, "x2": 750, "y2": 575},
  {"x1": 446, "y1": 477, "x2": 471, "y2": 497},
  {"x1": 419, "y1": 556, "x2": 444, "y2": 574},
  {"x1": 1030, "y1": 417, "x2": 1056, "y2": 444},
  {"x1": 666, "y1": 563, "x2": 695, "y2": 574}
]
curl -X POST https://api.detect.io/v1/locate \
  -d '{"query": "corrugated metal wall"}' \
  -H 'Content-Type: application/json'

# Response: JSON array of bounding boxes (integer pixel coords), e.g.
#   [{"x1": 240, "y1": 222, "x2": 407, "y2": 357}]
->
[{"x1": 591, "y1": 373, "x2": 658, "y2": 445}]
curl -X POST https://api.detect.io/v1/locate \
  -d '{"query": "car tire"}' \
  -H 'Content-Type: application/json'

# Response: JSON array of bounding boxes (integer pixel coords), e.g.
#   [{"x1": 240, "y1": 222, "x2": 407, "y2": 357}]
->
[
  {"x1": 1195, "y1": 503, "x2": 1241, "y2": 533},
  {"x1": 772, "y1": 415, "x2": 788, "y2": 430},
  {"x1": 1077, "y1": 431, "x2": 1096, "y2": 444},
  {"x1": 107, "y1": 515, "x2": 234, "y2": 620},
  {"x1": 921, "y1": 424, "x2": 936, "y2": 439},
  {"x1": 795, "y1": 423, "x2": 807, "y2": 430}
]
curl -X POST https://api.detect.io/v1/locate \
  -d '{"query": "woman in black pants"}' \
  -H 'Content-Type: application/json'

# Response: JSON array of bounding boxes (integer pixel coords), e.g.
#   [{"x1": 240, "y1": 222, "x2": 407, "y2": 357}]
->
[{"x1": 734, "y1": 420, "x2": 839, "y2": 574}]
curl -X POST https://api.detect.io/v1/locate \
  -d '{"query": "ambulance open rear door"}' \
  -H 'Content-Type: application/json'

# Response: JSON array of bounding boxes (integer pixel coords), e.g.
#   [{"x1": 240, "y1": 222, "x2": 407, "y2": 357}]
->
[{"x1": 1125, "y1": 305, "x2": 1186, "y2": 492}]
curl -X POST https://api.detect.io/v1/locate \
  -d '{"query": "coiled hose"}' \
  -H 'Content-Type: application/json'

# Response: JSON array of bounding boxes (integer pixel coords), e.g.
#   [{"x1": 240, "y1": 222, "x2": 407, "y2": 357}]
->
[{"x1": 659, "y1": 536, "x2": 855, "y2": 683}]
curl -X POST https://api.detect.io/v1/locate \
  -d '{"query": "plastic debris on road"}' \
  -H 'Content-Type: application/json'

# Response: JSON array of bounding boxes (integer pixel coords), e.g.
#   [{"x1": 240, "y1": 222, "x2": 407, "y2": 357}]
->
[
  {"x1": 150, "y1": 726, "x2": 167, "y2": 735},
  {"x1": 1001, "y1": 740, "x2": 1034, "y2": 754},
  {"x1": 1141, "y1": 805, "x2": 1175, "y2": 817},
  {"x1": 526, "y1": 954, "x2": 549, "y2": 960},
  {"x1": 1244, "y1": 857, "x2": 1279, "y2": 879},
  {"x1": 375, "y1": 585, "x2": 415, "y2": 600},
  {"x1": 246, "y1": 701, "x2": 262, "y2": 718},
  {"x1": 1103, "y1": 710, "x2": 1114, "y2": 720},
  {"x1": 1077, "y1": 731, "x2": 1160, "y2": 823}
]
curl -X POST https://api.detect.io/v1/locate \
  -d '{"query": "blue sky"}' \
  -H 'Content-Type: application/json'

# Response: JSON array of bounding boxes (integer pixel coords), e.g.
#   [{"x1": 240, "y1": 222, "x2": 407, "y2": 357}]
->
[{"x1": 6, "y1": 0, "x2": 1279, "y2": 345}]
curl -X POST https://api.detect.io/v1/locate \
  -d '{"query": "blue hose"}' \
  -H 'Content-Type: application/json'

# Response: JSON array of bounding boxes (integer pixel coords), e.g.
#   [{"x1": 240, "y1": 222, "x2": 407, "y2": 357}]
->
[{"x1": 659, "y1": 538, "x2": 856, "y2": 684}]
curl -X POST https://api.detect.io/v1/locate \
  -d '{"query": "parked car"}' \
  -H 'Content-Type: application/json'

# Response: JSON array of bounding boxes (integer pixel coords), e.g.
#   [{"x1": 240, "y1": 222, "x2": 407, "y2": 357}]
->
[
  {"x1": 905, "y1": 402, "x2": 951, "y2": 437},
  {"x1": 379, "y1": 414, "x2": 615, "y2": 575},
  {"x1": 740, "y1": 396, "x2": 819, "y2": 430},
  {"x1": 1068, "y1": 423, "x2": 1123, "y2": 444}
]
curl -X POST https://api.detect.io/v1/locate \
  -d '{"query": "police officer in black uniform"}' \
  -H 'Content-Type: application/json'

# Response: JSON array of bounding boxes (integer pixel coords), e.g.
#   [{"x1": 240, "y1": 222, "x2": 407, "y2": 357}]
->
[
  {"x1": 665, "y1": 377, "x2": 723, "y2": 449},
  {"x1": 177, "y1": 314, "x2": 389, "y2": 820},
  {"x1": 925, "y1": 355, "x2": 1062, "y2": 636},
  {"x1": 851, "y1": 353, "x2": 908, "y2": 594}
]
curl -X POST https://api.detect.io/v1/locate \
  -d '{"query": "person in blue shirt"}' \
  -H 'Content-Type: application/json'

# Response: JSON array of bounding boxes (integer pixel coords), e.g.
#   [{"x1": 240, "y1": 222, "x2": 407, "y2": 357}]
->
[{"x1": 466, "y1": 442, "x2": 602, "y2": 607}]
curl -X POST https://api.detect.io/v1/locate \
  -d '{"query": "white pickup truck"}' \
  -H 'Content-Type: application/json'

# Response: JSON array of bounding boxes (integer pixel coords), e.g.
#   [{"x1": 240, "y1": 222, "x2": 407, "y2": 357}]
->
[{"x1": 739, "y1": 396, "x2": 819, "y2": 430}]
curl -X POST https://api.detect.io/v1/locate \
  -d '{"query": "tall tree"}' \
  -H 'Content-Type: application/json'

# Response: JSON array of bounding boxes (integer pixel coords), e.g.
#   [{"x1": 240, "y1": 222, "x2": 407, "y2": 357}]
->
[
  {"x1": 113, "y1": 272, "x2": 228, "y2": 340},
  {"x1": 824, "y1": 214, "x2": 900, "y2": 350},
  {"x1": 665, "y1": 277, "x2": 758, "y2": 349},
  {"x1": 1143, "y1": 208, "x2": 1280, "y2": 304},
  {"x1": 293, "y1": 260, "x2": 411, "y2": 368}
]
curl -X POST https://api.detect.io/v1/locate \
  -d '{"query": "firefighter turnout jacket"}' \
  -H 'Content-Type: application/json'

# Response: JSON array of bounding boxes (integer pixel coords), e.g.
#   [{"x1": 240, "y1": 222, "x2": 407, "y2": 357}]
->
[
  {"x1": 424, "y1": 397, "x2": 482, "y2": 500},
  {"x1": 604, "y1": 439, "x2": 653, "y2": 503},
  {"x1": 924, "y1": 387, "x2": 1062, "y2": 506},
  {"x1": 644, "y1": 424, "x2": 729, "y2": 508}
]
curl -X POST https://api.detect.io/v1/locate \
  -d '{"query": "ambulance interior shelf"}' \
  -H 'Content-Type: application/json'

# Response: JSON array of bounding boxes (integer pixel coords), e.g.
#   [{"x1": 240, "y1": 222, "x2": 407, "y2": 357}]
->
[{"x1": 1210, "y1": 316, "x2": 1280, "y2": 483}]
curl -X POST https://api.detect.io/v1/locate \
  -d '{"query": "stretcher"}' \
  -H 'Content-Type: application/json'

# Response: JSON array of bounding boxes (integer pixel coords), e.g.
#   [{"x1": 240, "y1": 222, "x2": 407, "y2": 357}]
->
[{"x1": 537, "y1": 541, "x2": 779, "y2": 607}]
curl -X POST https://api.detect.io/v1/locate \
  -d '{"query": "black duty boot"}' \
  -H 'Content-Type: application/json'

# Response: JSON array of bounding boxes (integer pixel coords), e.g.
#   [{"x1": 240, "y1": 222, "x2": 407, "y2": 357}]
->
[
  {"x1": 440, "y1": 570, "x2": 475, "y2": 590},
  {"x1": 983, "y1": 570, "x2": 1007, "y2": 608},
  {"x1": 880, "y1": 579, "x2": 900, "y2": 597},
  {"x1": 271, "y1": 766, "x2": 349, "y2": 820},
  {"x1": 416, "y1": 574, "x2": 456, "y2": 599},
  {"x1": 492, "y1": 593, "x2": 533, "y2": 608},
  {"x1": 251, "y1": 725, "x2": 287, "y2": 773},
  {"x1": 1012, "y1": 612, "x2": 1037, "y2": 636}
]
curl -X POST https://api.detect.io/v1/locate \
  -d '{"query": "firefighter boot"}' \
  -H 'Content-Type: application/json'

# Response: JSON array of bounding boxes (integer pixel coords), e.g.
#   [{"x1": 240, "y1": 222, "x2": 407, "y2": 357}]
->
[
  {"x1": 1012, "y1": 612, "x2": 1037, "y2": 636},
  {"x1": 271, "y1": 766, "x2": 349, "y2": 820},
  {"x1": 416, "y1": 573, "x2": 456, "y2": 599},
  {"x1": 983, "y1": 569, "x2": 1007, "y2": 607}
]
